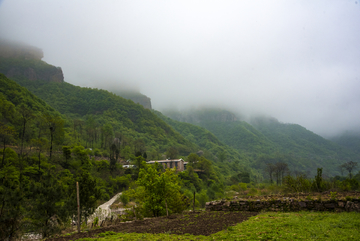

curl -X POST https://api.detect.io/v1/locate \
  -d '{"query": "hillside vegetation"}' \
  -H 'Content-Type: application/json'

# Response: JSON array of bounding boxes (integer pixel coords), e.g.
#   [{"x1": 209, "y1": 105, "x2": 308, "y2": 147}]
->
[
  {"x1": 163, "y1": 109, "x2": 358, "y2": 176},
  {"x1": 0, "y1": 73, "x2": 225, "y2": 239}
]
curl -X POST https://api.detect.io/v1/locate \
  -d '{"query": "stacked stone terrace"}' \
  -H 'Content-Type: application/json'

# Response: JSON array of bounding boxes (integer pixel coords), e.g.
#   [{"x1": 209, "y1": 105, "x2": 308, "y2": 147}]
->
[{"x1": 206, "y1": 192, "x2": 360, "y2": 213}]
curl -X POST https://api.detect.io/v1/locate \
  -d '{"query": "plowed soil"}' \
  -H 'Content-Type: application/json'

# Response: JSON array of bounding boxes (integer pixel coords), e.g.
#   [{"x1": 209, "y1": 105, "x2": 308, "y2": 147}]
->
[{"x1": 48, "y1": 211, "x2": 258, "y2": 241}]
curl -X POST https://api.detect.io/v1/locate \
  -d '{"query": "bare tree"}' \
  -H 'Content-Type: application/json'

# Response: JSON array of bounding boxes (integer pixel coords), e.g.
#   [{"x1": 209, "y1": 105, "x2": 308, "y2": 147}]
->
[
  {"x1": 17, "y1": 104, "x2": 34, "y2": 157},
  {"x1": 274, "y1": 162, "x2": 289, "y2": 185},
  {"x1": 44, "y1": 115, "x2": 64, "y2": 161},
  {"x1": 265, "y1": 163, "x2": 276, "y2": 184},
  {"x1": 341, "y1": 161, "x2": 358, "y2": 179},
  {"x1": 0, "y1": 123, "x2": 16, "y2": 167}
]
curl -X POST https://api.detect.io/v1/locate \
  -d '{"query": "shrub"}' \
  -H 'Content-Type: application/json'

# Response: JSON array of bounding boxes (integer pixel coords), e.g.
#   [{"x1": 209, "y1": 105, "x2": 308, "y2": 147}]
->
[
  {"x1": 284, "y1": 175, "x2": 311, "y2": 193},
  {"x1": 330, "y1": 192, "x2": 337, "y2": 200},
  {"x1": 340, "y1": 179, "x2": 359, "y2": 191},
  {"x1": 94, "y1": 148, "x2": 102, "y2": 157},
  {"x1": 247, "y1": 188, "x2": 258, "y2": 196},
  {"x1": 239, "y1": 183, "x2": 247, "y2": 191},
  {"x1": 93, "y1": 217, "x2": 99, "y2": 227},
  {"x1": 120, "y1": 193, "x2": 129, "y2": 206},
  {"x1": 196, "y1": 190, "x2": 209, "y2": 208}
]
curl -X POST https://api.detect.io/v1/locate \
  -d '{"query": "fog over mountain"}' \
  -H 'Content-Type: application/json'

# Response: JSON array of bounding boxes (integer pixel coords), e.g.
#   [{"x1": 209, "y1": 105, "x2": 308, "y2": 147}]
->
[{"x1": 0, "y1": 0, "x2": 360, "y2": 137}]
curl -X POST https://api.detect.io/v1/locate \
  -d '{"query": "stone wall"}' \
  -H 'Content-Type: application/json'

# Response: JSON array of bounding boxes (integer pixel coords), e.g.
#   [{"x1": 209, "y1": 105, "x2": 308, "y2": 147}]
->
[{"x1": 206, "y1": 198, "x2": 360, "y2": 212}]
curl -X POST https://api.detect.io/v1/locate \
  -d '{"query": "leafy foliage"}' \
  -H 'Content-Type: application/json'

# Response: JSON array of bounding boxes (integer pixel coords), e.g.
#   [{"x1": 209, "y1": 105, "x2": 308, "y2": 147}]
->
[
  {"x1": 129, "y1": 163, "x2": 189, "y2": 217},
  {"x1": 163, "y1": 109, "x2": 358, "y2": 177}
]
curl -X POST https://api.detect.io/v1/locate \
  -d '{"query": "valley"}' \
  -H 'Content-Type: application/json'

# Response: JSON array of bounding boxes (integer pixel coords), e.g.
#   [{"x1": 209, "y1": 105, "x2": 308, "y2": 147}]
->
[{"x1": 1, "y1": 41, "x2": 359, "y2": 240}]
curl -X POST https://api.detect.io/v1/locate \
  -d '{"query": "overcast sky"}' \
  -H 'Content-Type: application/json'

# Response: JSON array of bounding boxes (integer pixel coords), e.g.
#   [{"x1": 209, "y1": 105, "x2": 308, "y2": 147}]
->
[{"x1": 1, "y1": 0, "x2": 360, "y2": 137}]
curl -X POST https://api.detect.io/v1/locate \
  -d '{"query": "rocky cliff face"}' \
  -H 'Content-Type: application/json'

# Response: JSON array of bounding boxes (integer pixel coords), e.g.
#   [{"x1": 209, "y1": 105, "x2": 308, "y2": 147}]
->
[
  {"x1": 5, "y1": 66, "x2": 64, "y2": 83},
  {"x1": 0, "y1": 40, "x2": 64, "y2": 83},
  {"x1": 128, "y1": 95, "x2": 152, "y2": 109},
  {"x1": 0, "y1": 40, "x2": 43, "y2": 60},
  {"x1": 113, "y1": 90, "x2": 152, "y2": 109}
]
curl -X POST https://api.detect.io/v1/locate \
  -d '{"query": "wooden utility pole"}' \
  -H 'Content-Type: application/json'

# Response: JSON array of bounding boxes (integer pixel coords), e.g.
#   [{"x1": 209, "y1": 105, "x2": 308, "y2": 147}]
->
[
  {"x1": 165, "y1": 198, "x2": 169, "y2": 217},
  {"x1": 77, "y1": 182, "x2": 80, "y2": 233}
]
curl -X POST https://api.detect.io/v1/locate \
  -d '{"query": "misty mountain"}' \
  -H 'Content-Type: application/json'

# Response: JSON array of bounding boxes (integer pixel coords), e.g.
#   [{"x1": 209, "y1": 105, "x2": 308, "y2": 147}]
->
[
  {"x1": 0, "y1": 48, "x2": 254, "y2": 179},
  {"x1": 154, "y1": 110, "x2": 256, "y2": 177},
  {"x1": 0, "y1": 40, "x2": 154, "y2": 110},
  {"x1": 1, "y1": 41, "x2": 357, "y2": 178},
  {"x1": 163, "y1": 108, "x2": 357, "y2": 176},
  {"x1": 111, "y1": 90, "x2": 152, "y2": 110},
  {"x1": 330, "y1": 132, "x2": 360, "y2": 155},
  {"x1": 0, "y1": 40, "x2": 64, "y2": 83}
]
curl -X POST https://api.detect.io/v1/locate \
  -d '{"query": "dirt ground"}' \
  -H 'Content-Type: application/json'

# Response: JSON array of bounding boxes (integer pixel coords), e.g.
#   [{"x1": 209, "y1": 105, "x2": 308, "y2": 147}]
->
[{"x1": 47, "y1": 211, "x2": 258, "y2": 241}]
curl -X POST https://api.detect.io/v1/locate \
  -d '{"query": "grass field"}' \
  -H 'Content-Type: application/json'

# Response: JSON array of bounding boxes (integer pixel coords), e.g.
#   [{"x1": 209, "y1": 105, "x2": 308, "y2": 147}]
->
[{"x1": 74, "y1": 211, "x2": 360, "y2": 241}]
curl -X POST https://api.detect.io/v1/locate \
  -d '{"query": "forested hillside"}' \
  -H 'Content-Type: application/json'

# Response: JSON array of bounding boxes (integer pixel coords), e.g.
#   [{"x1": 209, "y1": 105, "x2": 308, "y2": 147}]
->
[
  {"x1": 154, "y1": 110, "x2": 256, "y2": 180},
  {"x1": 0, "y1": 53, "x2": 254, "y2": 181},
  {"x1": 0, "y1": 73, "x2": 227, "y2": 238},
  {"x1": 2, "y1": 78, "x2": 196, "y2": 159},
  {"x1": 163, "y1": 109, "x2": 357, "y2": 177},
  {"x1": 330, "y1": 132, "x2": 360, "y2": 155},
  {"x1": 112, "y1": 90, "x2": 152, "y2": 109}
]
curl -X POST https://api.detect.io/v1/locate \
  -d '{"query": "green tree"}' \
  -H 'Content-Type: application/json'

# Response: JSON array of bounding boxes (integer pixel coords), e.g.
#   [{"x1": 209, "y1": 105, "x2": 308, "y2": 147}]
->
[
  {"x1": 101, "y1": 123, "x2": 113, "y2": 149},
  {"x1": 68, "y1": 171, "x2": 101, "y2": 226},
  {"x1": 0, "y1": 123, "x2": 16, "y2": 167},
  {"x1": 29, "y1": 167, "x2": 68, "y2": 238},
  {"x1": 341, "y1": 161, "x2": 358, "y2": 179},
  {"x1": 0, "y1": 154, "x2": 23, "y2": 240},
  {"x1": 43, "y1": 114, "x2": 64, "y2": 161},
  {"x1": 133, "y1": 164, "x2": 188, "y2": 217},
  {"x1": 17, "y1": 104, "x2": 34, "y2": 157},
  {"x1": 218, "y1": 151, "x2": 226, "y2": 163},
  {"x1": 166, "y1": 146, "x2": 178, "y2": 159},
  {"x1": 31, "y1": 137, "x2": 48, "y2": 172},
  {"x1": 62, "y1": 146, "x2": 72, "y2": 168},
  {"x1": 312, "y1": 168, "x2": 324, "y2": 192}
]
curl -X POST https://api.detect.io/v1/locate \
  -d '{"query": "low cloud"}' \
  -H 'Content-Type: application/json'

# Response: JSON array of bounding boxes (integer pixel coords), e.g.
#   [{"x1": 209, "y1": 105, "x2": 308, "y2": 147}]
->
[{"x1": 0, "y1": 0, "x2": 359, "y2": 137}]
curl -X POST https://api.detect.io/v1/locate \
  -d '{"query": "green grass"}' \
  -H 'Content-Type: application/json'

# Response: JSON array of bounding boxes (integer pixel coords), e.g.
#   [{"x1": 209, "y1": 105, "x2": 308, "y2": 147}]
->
[
  {"x1": 211, "y1": 212, "x2": 360, "y2": 240},
  {"x1": 75, "y1": 212, "x2": 360, "y2": 240}
]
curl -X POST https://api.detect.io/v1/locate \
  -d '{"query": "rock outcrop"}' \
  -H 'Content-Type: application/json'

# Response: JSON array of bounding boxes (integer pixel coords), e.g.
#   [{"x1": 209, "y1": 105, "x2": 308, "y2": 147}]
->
[
  {"x1": 113, "y1": 90, "x2": 152, "y2": 109},
  {"x1": 0, "y1": 40, "x2": 64, "y2": 83},
  {"x1": 0, "y1": 40, "x2": 43, "y2": 60},
  {"x1": 5, "y1": 66, "x2": 64, "y2": 83}
]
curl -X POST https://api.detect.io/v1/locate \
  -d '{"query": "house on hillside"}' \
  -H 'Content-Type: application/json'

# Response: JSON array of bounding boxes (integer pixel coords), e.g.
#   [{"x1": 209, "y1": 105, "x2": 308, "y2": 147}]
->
[{"x1": 147, "y1": 159, "x2": 188, "y2": 172}]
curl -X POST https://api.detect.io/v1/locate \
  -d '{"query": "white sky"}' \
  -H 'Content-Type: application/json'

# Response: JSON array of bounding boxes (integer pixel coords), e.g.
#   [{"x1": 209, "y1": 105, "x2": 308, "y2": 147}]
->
[{"x1": 0, "y1": 0, "x2": 360, "y2": 136}]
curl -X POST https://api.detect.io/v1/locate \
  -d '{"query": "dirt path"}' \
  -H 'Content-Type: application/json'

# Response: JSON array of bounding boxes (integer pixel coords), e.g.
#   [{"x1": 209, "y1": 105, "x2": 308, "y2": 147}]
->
[
  {"x1": 87, "y1": 193, "x2": 122, "y2": 224},
  {"x1": 49, "y1": 211, "x2": 258, "y2": 241}
]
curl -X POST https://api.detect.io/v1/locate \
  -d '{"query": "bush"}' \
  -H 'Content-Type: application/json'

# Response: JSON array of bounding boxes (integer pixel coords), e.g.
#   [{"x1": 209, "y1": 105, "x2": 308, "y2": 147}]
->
[
  {"x1": 120, "y1": 193, "x2": 129, "y2": 206},
  {"x1": 247, "y1": 188, "x2": 258, "y2": 196},
  {"x1": 284, "y1": 175, "x2": 311, "y2": 193},
  {"x1": 340, "y1": 179, "x2": 359, "y2": 191},
  {"x1": 239, "y1": 183, "x2": 247, "y2": 191},
  {"x1": 196, "y1": 190, "x2": 209, "y2": 208},
  {"x1": 102, "y1": 150, "x2": 109, "y2": 158},
  {"x1": 94, "y1": 148, "x2": 102, "y2": 157}
]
